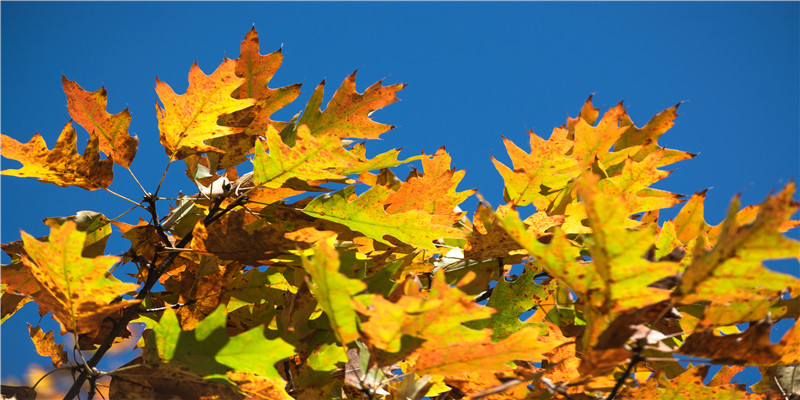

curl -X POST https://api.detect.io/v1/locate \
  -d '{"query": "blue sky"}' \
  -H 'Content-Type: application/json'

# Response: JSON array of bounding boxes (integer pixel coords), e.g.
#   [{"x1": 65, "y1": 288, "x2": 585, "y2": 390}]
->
[{"x1": 2, "y1": 1, "x2": 798, "y2": 387}]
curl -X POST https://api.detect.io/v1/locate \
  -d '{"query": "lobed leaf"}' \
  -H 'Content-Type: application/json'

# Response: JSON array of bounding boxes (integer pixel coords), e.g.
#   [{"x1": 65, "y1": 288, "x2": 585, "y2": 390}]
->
[{"x1": 1, "y1": 122, "x2": 114, "y2": 190}]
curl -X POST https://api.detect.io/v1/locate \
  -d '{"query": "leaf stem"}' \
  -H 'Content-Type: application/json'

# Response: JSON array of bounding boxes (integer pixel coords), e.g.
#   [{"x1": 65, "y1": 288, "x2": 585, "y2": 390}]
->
[
  {"x1": 126, "y1": 166, "x2": 149, "y2": 196},
  {"x1": 103, "y1": 187, "x2": 143, "y2": 208}
]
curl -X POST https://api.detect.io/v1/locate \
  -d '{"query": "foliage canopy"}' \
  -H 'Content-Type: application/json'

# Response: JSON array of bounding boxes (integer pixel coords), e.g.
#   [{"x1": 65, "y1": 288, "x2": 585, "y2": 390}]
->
[{"x1": 1, "y1": 27, "x2": 798, "y2": 400}]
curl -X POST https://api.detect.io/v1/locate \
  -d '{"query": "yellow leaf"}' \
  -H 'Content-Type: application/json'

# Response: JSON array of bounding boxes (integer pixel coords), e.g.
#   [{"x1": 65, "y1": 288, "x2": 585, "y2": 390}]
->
[
  {"x1": 20, "y1": 221, "x2": 139, "y2": 334},
  {"x1": 1, "y1": 122, "x2": 113, "y2": 190},
  {"x1": 156, "y1": 58, "x2": 256, "y2": 160}
]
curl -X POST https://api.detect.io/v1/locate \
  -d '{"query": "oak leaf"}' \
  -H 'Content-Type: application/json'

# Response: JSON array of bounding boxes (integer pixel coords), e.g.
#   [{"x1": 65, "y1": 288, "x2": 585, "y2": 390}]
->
[
  {"x1": 253, "y1": 124, "x2": 419, "y2": 189},
  {"x1": 19, "y1": 221, "x2": 139, "y2": 334},
  {"x1": 674, "y1": 183, "x2": 800, "y2": 306},
  {"x1": 303, "y1": 185, "x2": 464, "y2": 251},
  {"x1": 1, "y1": 122, "x2": 113, "y2": 190},
  {"x1": 302, "y1": 237, "x2": 366, "y2": 344},
  {"x1": 297, "y1": 71, "x2": 405, "y2": 139},
  {"x1": 156, "y1": 58, "x2": 256, "y2": 160},
  {"x1": 62, "y1": 76, "x2": 138, "y2": 167},
  {"x1": 28, "y1": 324, "x2": 68, "y2": 367},
  {"x1": 139, "y1": 305, "x2": 295, "y2": 380}
]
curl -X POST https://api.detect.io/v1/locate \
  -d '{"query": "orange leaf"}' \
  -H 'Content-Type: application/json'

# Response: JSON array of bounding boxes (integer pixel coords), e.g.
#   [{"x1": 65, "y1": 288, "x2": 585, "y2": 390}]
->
[
  {"x1": 190, "y1": 209, "x2": 315, "y2": 266},
  {"x1": 28, "y1": 324, "x2": 68, "y2": 367},
  {"x1": 19, "y1": 221, "x2": 139, "y2": 334},
  {"x1": 298, "y1": 71, "x2": 405, "y2": 139},
  {"x1": 384, "y1": 147, "x2": 475, "y2": 226},
  {"x1": 156, "y1": 58, "x2": 256, "y2": 160},
  {"x1": 1, "y1": 122, "x2": 113, "y2": 190},
  {"x1": 411, "y1": 324, "x2": 569, "y2": 376},
  {"x1": 680, "y1": 319, "x2": 800, "y2": 366},
  {"x1": 62, "y1": 76, "x2": 138, "y2": 167}
]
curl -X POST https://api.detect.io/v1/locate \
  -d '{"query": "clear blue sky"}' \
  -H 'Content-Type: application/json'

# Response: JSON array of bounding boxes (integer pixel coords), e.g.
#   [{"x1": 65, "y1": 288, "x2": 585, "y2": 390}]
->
[{"x1": 2, "y1": 1, "x2": 798, "y2": 387}]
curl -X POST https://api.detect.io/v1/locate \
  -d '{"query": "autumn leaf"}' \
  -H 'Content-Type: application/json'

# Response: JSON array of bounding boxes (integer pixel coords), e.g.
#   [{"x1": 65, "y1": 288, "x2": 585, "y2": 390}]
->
[
  {"x1": 219, "y1": 27, "x2": 301, "y2": 135},
  {"x1": 156, "y1": 58, "x2": 257, "y2": 160},
  {"x1": 190, "y1": 209, "x2": 319, "y2": 266},
  {"x1": 62, "y1": 76, "x2": 138, "y2": 167},
  {"x1": 479, "y1": 264, "x2": 557, "y2": 340},
  {"x1": 1, "y1": 122, "x2": 113, "y2": 190},
  {"x1": 679, "y1": 318, "x2": 800, "y2": 366},
  {"x1": 211, "y1": 27, "x2": 302, "y2": 169},
  {"x1": 498, "y1": 175, "x2": 681, "y2": 347},
  {"x1": 19, "y1": 221, "x2": 139, "y2": 334},
  {"x1": 302, "y1": 237, "x2": 366, "y2": 344},
  {"x1": 674, "y1": 183, "x2": 800, "y2": 307},
  {"x1": 383, "y1": 147, "x2": 476, "y2": 226},
  {"x1": 28, "y1": 324, "x2": 68, "y2": 367},
  {"x1": 297, "y1": 71, "x2": 405, "y2": 139},
  {"x1": 253, "y1": 124, "x2": 419, "y2": 189},
  {"x1": 410, "y1": 323, "x2": 569, "y2": 376},
  {"x1": 618, "y1": 366, "x2": 760, "y2": 400},
  {"x1": 491, "y1": 132, "x2": 578, "y2": 208},
  {"x1": 355, "y1": 274, "x2": 494, "y2": 356},
  {"x1": 303, "y1": 185, "x2": 464, "y2": 251}
]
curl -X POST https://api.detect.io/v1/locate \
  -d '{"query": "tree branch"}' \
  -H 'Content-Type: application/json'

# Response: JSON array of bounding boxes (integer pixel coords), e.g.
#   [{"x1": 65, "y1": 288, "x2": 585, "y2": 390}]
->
[{"x1": 62, "y1": 194, "x2": 244, "y2": 400}]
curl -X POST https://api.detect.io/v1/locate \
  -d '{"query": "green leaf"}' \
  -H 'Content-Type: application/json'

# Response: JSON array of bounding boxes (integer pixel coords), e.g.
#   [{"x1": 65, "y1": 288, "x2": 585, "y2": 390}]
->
[
  {"x1": 216, "y1": 326, "x2": 295, "y2": 379},
  {"x1": 141, "y1": 305, "x2": 295, "y2": 380},
  {"x1": 302, "y1": 237, "x2": 366, "y2": 344},
  {"x1": 253, "y1": 124, "x2": 419, "y2": 189},
  {"x1": 302, "y1": 186, "x2": 464, "y2": 251}
]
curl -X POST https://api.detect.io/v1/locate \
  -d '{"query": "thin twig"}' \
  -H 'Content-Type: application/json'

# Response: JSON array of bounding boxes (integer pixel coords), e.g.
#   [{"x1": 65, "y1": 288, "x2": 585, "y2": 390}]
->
[
  {"x1": 126, "y1": 166, "x2": 149, "y2": 196},
  {"x1": 606, "y1": 341, "x2": 646, "y2": 400},
  {"x1": 152, "y1": 156, "x2": 174, "y2": 198},
  {"x1": 62, "y1": 194, "x2": 241, "y2": 400},
  {"x1": 103, "y1": 187, "x2": 144, "y2": 208},
  {"x1": 109, "y1": 204, "x2": 140, "y2": 223}
]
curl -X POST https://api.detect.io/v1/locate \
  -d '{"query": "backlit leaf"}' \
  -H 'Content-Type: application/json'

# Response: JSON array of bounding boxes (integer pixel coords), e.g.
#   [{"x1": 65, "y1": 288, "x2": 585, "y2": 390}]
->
[
  {"x1": 253, "y1": 124, "x2": 418, "y2": 189},
  {"x1": 674, "y1": 183, "x2": 800, "y2": 306},
  {"x1": 28, "y1": 324, "x2": 68, "y2": 367},
  {"x1": 302, "y1": 237, "x2": 366, "y2": 344},
  {"x1": 20, "y1": 221, "x2": 139, "y2": 334},
  {"x1": 303, "y1": 185, "x2": 464, "y2": 251},
  {"x1": 156, "y1": 58, "x2": 256, "y2": 160},
  {"x1": 298, "y1": 71, "x2": 405, "y2": 139},
  {"x1": 1, "y1": 122, "x2": 113, "y2": 190},
  {"x1": 62, "y1": 76, "x2": 138, "y2": 167}
]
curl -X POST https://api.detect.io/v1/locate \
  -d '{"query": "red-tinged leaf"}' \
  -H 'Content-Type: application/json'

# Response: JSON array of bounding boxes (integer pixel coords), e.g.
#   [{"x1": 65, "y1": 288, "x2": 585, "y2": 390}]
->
[
  {"x1": 303, "y1": 185, "x2": 464, "y2": 251},
  {"x1": 298, "y1": 71, "x2": 405, "y2": 139},
  {"x1": 384, "y1": 147, "x2": 475, "y2": 226},
  {"x1": 212, "y1": 28, "x2": 302, "y2": 169},
  {"x1": 62, "y1": 76, "x2": 138, "y2": 167},
  {"x1": 190, "y1": 209, "x2": 316, "y2": 266},
  {"x1": 679, "y1": 319, "x2": 800, "y2": 366},
  {"x1": 410, "y1": 323, "x2": 569, "y2": 376},
  {"x1": 675, "y1": 183, "x2": 800, "y2": 306},
  {"x1": 618, "y1": 366, "x2": 759, "y2": 399},
  {"x1": 156, "y1": 58, "x2": 257, "y2": 160},
  {"x1": 1, "y1": 122, "x2": 113, "y2": 190},
  {"x1": 220, "y1": 27, "x2": 301, "y2": 132},
  {"x1": 19, "y1": 221, "x2": 139, "y2": 334},
  {"x1": 28, "y1": 324, "x2": 68, "y2": 367},
  {"x1": 355, "y1": 275, "x2": 494, "y2": 354}
]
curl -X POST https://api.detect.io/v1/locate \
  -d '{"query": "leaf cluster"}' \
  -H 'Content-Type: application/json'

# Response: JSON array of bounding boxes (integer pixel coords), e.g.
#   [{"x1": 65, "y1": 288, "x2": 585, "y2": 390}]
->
[{"x1": 1, "y1": 27, "x2": 798, "y2": 400}]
